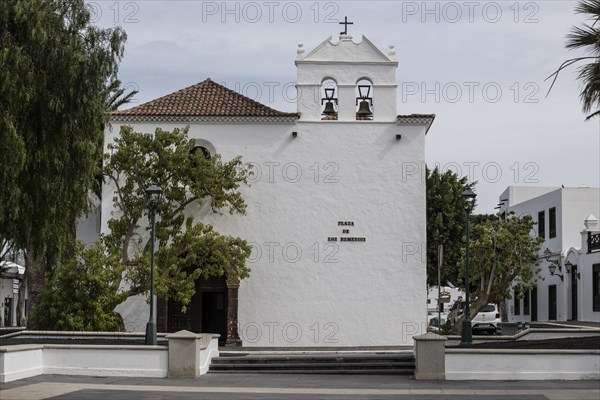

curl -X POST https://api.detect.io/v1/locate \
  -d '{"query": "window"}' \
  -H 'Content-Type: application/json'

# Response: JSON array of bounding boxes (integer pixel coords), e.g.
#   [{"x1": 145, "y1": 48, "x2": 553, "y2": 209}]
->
[
  {"x1": 514, "y1": 290, "x2": 520, "y2": 315},
  {"x1": 538, "y1": 211, "x2": 545, "y2": 239},
  {"x1": 549, "y1": 207, "x2": 557, "y2": 238},
  {"x1": 593, "y1": 264, "x2": 600, "y2": 312},
  {"x1": 524, "y1": 290, "x2": 530, "y2": 315},
  {"x1": 190, "y1": 145, "x2": 211, "y2": 159},
  {"x1": 481, "y1": 304, "x2": 496, "y2": 312}
]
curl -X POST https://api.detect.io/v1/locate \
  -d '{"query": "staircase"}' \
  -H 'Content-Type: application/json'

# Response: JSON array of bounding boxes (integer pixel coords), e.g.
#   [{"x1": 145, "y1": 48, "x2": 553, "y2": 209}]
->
[{"x1": 209, "y1": 350, "x2": 415, "y2": 375}]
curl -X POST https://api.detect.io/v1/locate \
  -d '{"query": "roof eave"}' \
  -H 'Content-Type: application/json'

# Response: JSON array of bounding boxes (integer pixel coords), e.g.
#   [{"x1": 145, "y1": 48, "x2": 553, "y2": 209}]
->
[
  {"x1": 396, "y1": 114, "x2": 436, "y2": 134},
  {"x1": 109, "y1": 115, "x2": 300, "y2": 124}
]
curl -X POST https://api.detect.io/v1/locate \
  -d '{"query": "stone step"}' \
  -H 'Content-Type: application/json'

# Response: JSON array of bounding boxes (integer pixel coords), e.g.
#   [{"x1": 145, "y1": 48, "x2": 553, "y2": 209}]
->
[
  {"x1": 213, "y1": 354, "x2": 414, "y2": 362},
  {"x1": 209, "y1": 352, "x2": 415, "y2": 375},
  {"x1": 210, "y1": 368, "x2": 411, "y2": 375}
]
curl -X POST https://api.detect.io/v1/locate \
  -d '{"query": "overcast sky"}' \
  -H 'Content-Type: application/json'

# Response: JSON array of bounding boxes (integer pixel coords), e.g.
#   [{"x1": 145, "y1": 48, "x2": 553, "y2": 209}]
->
[{"x1": 89, "y1": 0, "x2": 600, "y2": 214}]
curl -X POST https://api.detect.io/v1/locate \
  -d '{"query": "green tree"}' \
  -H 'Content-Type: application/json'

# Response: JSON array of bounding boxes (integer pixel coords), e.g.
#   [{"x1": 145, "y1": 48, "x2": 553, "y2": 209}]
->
[
  {"x1": 426, "y1": 167, "x2": 470, "y2": 287},
  {"x1": 30, "y1": 241, "x2": 127, "y2": 331},
  {"x1": 30, "y1": 125, "x2": 253, "y2": 330},
  {"x1": 547, "y1": 0, "x2": 600, "y2": 120},
  {"x1": 92, "y1": 79, "x2": 139, "y2": 199},
  {"x1": 0, "y1": 0, "x2": 127, "y2": 322},
  {"x1": 104, "y1": 79, "x2": 139, "y2": 112},
  {"x1": 103, "y1": 126, "x2": 252, "y2": 308},
  {"x1": 452, "y1": 213, "x2": 544, "y2": 334}
]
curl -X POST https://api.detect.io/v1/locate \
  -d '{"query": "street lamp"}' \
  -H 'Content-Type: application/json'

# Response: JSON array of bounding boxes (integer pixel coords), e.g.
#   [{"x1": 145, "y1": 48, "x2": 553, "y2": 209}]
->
[
  {"x1": 145, "y1": 184, "x2": 162, "y2": 345},
  {"x1": 543, "y1": 247, "x2": 564, "y2": 281},
  {"x1": 461, "y1": 187, "x2": 477, "y2": 346}
]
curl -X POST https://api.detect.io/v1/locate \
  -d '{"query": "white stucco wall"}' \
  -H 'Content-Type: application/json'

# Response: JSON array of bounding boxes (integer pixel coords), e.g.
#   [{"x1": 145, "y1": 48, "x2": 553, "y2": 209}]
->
[
  {"x1": 499, "y1": 186, "x2": 558, "y2": 208},
  {"x1": 76, "y1": 203, "x2": 101, "y2": 247},
  {"x1": 500, "y1": 186, "x2": 600, "y2": 323},
  {"x1": 446, "y1": 350, "x2": 600, "y2": 380},
  {"x1": 572, "y1": 229, "x2": 600, "y2": 323},
  {"x1": 0, "y1": 345, "x2": 168, "y2": 383},
  {"x1": 96, "y1": 35, "x2": 431, "y2": 347},
  {"x1": 42, "y1": 345, "x2": 168, "y2": 377},
  {"x1": 104, "y1": 118, "x2": 428, "y2": 347},
  {"x1": 296, "y1": 35, "x2": 398, "y2": 122},
  {"x1": 579, "y1": 253, "x2": 600, "y2": 323},
  {"x1": 0, "y1": 345, "x2": 43, "y2": 383},
  {"x1": 199, "y1": 337, "x2": 220, "y2": 375}
]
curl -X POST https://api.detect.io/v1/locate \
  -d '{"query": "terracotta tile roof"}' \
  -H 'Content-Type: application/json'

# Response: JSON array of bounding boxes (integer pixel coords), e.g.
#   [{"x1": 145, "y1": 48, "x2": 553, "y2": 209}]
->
[
  {"x1": 397, "y1": 114, "x2": 436, "y2": 119},
  {"x1": 111, "y1": 79, "x2": 299, "y2": 118},
  {"x1": 396, "y1": 113, "x2": 436, "y2": 134}
]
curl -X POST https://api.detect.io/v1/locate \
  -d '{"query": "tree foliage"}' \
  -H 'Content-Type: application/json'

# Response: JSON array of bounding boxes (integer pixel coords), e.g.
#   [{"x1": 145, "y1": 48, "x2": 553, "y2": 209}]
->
[
  {"x1": 31, "y1": 125, "x2": 253, "y2": 330},
  {"x1": 547, "y1": 0, "x2": 600, "y2": 120},
  {"x1": 0, "y1": 0, "x2": 127, "y2": 318},
  {"x1": 104, "y1": 126, "x2": 252, "y2": 308},
  {"x1": 426, "y1": 167, "x2": 470, "y2": 287},
  {"x1": 30, "y1": 241, "x2": 127, "y2": 331},
  {"x1": 452, "y1": 213, "x2": 544, "y2": 333},
  {"x1": 104, "y1": 79, "x2": 139, "y2": 112}
]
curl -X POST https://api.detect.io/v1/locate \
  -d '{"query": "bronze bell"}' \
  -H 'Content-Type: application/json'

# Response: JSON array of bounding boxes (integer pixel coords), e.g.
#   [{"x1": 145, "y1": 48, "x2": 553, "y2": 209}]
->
[
  {"x1": 356, "y1": 100, "x2": 373, "y2": 117},
  {"x1": 322, "y1": 101, "x2": 337, "y2": 115}
]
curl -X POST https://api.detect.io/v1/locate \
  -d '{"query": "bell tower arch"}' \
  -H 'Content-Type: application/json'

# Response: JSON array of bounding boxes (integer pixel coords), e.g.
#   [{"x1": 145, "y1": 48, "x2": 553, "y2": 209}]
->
[{"x1": 295, "y1": 33, "x2": 398, "y2": 122}]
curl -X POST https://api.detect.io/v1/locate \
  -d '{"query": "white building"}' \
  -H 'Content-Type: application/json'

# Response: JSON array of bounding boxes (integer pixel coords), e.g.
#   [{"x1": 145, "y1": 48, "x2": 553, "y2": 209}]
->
[
  {"x1": 498, "y1": 186, "x2": 600, "y2": 323},
  {"x1": 427, "y1": 285, "x2": 464, "y2": 314},
  {"x1": 93, "y1": 33, "x2": 435, "y2": 347},
  {"x1": 0, "y1": 261, "x2": 25, "y2": 328}
]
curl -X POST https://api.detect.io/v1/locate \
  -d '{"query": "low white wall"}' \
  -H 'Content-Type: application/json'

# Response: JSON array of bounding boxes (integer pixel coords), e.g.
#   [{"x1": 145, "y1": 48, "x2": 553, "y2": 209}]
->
[
  {"x1": 43, "y1": 345, "x2": 168, "y2": 378},
  {"x1": 0, "y1": 345, "x2": 43, "y2": 383},
  {"x1": 519, "y1": 329, "x2": 599, "y2": 341},
  {"x1": 0, "y1": 345, "x2": 167, "y2": 383},
  {"x1": 199, "y1": 336, "x2": 219, "y2": 375},
  {"x1": 446, "y1": 349, "x2": 600, "y2": 380}
]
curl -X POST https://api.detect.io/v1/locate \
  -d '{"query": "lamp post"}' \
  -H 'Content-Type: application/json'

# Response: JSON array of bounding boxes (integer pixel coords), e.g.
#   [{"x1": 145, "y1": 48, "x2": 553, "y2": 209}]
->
[
  {"x1": 461, "y1": 188, "x2": 477, "y2": 346},
  {"x1": 145, "y1": 185, "x2": 162, "y2": 345}
]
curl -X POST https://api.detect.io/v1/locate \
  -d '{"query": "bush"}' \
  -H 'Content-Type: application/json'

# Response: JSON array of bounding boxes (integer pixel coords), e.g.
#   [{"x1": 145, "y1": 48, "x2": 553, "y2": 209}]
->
[
  {"x1": 30, "y1": 240, "x2": 127, "y2": 331},
  {"x1": 441, "y1": 320, "x2": 453, "y2": 335}
]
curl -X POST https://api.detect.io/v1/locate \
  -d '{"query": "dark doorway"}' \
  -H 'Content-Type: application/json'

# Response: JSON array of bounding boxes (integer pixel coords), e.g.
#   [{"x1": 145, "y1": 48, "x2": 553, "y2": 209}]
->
[
  {"x1": 161, "y1": 275, "x2": 228, "y2": 345},
  {"x1": 4, "y1": 298, "x2": 12, "y2": 327},
  {"x1": 548, "y1": 285, "x2": 557, "y2": 321},
  {"x1": 167, "y1": 298, "x2": 194, "y2": 332},
  {"x1": 202, "y1": 291, "x2": 227, "y2": 342},
  {"x1": 571, "y1": 265, "x2": 578, "y2": 321},
  {"x1": 531, "y1": 287, "x2": 538, "y2": 322}
]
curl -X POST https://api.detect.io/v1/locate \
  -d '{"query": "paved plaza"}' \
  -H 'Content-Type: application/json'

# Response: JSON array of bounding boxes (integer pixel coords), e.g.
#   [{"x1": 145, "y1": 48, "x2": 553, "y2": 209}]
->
[{"x1": 1, "y1": 374, "x2": 599, "y2": 400}]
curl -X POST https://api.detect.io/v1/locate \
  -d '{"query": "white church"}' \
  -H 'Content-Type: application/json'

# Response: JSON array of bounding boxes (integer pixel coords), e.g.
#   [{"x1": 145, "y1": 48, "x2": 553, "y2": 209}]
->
[{"x1": 93, "y1": 31, "x2": 435, "y2": 347}]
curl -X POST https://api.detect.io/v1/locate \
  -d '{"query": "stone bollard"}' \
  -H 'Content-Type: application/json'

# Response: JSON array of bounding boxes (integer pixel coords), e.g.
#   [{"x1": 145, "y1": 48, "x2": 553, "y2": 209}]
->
[
  {"x1": 413, "y1": 332, "x2": 447, "y2": 380},
  {"x1": 523, "y1": 321, "x2": 530, "y2": 330},
  {"x1": 166, "y1": 330, "x2": 219, "y2": 379},
  {"x1": 495, "y1": 323, "x2": 502, "y2": 336},
  {"x1": 517, "y1": 321, "x2": 523, "y2": 331}
]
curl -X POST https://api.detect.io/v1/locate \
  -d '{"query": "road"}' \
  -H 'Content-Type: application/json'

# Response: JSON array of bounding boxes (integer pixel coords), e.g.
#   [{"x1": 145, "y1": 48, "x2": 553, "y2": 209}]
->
[{"x1": 1, "y1": 373, "x2": 598, "y2": 400}]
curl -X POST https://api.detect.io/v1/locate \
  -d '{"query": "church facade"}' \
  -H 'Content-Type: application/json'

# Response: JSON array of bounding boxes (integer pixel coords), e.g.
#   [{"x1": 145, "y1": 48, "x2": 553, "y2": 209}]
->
[{"x1": 104, "y1": 33, "x2": 435, "y2": 347}]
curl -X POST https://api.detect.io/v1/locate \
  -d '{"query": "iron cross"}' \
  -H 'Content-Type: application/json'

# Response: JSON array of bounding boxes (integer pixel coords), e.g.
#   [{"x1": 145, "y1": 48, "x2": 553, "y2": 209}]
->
[{"x1": 339, "y1": 17, "x2": 354, "y2": 35}]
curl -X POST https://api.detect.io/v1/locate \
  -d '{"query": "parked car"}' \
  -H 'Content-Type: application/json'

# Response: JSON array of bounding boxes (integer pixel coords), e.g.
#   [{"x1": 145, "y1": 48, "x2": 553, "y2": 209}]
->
[
  {"x1": 428, "y1": 310, "x2": 448, "y2": 329},
  {"x1": 471, "y1": 304, "x2": 501, "y2": 334},
  {"x1": 448, "y1": 301, "x2": 501, "y2": 334}
]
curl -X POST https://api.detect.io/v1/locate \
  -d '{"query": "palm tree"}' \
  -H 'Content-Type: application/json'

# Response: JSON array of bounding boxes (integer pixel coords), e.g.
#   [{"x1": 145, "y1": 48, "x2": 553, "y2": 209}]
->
[
  {"x1": 104, "y1": 78, "x2": 139, "y2": 111},
  {"x1": 92, "y1": 79, "x2": 139, "y2": 198},
  {"x1": 547, "y1": 0, "x2": 600, "y2": 120}
]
